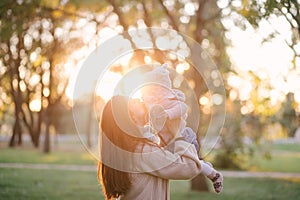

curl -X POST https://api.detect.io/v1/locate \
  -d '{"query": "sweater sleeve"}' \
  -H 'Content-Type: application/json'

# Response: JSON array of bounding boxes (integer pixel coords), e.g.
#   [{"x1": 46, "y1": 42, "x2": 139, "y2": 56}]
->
[{"x1": 134, "y1": 137, "x2": 202, "y2": 180}]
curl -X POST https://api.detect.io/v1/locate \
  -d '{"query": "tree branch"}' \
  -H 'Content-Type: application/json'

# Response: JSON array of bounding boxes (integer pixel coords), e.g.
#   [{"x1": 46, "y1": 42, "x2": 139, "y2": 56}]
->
[
  {"x1": 41, "y1": 5, "x2": 112, "y2": 26},
  {"x1": 194, "y1": 0, "x2": 209, "y2": 43},
  {"x1": 53, "y1": 76, "x2": 70, "y2": 106},
  {"x1": 288, "y1": 1, "x2": 300, "y2": 34},
  {"x1": 106, "y1": 0, "x2": 137, "y2": 49},
  {"x1": 205, "y1": 7, "x2": 222, "y2": 23},
  {"x1": 157, "y1": 0, "x2": 180, "y2": 31},
  {"x1": 278, "y1": 8, "x2": 296, "y2": 29},
  {"x1": 141, "y1": 0, "x2": 167, "y2": 64}
]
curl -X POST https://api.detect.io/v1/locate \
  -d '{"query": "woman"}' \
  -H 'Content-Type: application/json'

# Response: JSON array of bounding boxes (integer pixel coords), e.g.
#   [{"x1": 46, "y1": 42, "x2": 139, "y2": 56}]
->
[{"x1": 98, "y1": 95, "x2": 202, "y2": 200}]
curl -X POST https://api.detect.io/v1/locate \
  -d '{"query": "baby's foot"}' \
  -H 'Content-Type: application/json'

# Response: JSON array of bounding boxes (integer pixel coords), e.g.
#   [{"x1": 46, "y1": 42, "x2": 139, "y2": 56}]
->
[
  {"x1": 208, "y1": 171, "x2": 223, "y2": 193},
  {"x1": 203, "y1": 161, "x2": 213, "y2": 168}
]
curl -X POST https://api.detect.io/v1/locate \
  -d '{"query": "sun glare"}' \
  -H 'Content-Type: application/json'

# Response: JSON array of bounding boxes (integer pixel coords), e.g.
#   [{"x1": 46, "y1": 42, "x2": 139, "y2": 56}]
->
[
  {"x1": 62, "y1": 12, "x2": 300, "y2": 115},
  {"x1": 132, "y1": 89, "x2": 142, "y2": 100},
  {"x1": 227, "y1": 16, "x2": 300, "y2": 106},
  {"x1": 96, "y1": 71, "x2": 122, "y2": 101},
  {"x1": 29, "y1": 99, "x2": 41, "y2": 112}
]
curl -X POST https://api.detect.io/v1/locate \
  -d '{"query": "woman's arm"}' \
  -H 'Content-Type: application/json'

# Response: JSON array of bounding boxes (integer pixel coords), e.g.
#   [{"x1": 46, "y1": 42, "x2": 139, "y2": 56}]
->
[{"x1": 135, "y1": 137, "x2": 202, "y2": 180}]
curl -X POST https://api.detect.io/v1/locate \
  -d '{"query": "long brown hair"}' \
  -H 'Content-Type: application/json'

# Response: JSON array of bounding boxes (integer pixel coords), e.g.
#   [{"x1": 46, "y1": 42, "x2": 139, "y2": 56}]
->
[{"x1": 98, "y1": 96, "x2": 150, "y2": 199}]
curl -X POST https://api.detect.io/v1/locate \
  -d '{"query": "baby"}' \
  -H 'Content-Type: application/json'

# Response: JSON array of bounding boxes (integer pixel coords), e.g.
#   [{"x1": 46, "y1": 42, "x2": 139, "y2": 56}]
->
[{"x1": 139, "y1": 64, "x2": 223, "y2": 193}]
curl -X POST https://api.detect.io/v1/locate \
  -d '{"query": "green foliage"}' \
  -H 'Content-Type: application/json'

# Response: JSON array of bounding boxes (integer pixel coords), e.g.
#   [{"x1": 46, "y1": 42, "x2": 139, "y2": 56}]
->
[
  {"x1": 276, "y1": 93, "x2": 299, "y2": 137},
  {"x1": 265, "y1": 0, "x2": 280, "y2": 14},
  {"x1": 212, "y1": 150, "x2": 242, "y2": 169},
  {"x1": 0, "y1": 0, "x2": 41, "y2": 38},
  {"x1": 212, "y1": 100, "x2": 244, "y2": 169},
  {"x1": 65, "y1": 0, "x2": 109, "y2": 13},
  {"x1": 237, "y1": 0, "x2": 261, "y2": 27}
]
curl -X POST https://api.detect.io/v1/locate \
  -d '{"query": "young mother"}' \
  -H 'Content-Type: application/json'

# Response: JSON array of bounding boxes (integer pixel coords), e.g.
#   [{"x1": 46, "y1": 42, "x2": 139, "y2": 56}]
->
[{"x1": 97, "y1": 95, "x2": 202, "y2": 200}]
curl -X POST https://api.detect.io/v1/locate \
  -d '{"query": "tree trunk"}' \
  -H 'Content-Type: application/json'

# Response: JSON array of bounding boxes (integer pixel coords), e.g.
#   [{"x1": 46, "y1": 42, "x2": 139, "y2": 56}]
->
[
  {"x1": 34, "y1": 110, "x2": 43, "y2": 147},
  {"x1": 43, "y1": 112, "x2": 51, "y2": 153},
  {"x1": 34, "y1": 67, "x2": 45, "y2": 147},
  {"x1": 191, "y1": 174, "x2": 209, "y2": 191},
  {"x1": 8, "y1": 130, "x2": 16, "y2": 147},
  {"x1": 189, "y1": 0, "x2": 212, "y2": 192},
  {"x1": 9, "y1": 105, "x2": 22, "y2": 147},
  {"x1": 17, "y1": 122, "x2": 22, "y2": 145},
  {"x1": 8, "y1": 41, "x2": 23, "y2": 147},
  {"x1": 9, "y1": 111, "x2": 20, "y2": 147},
  {"x1": 43, "y1": 105, "x2": 51, "y2": 154},
  {"x1": 85, "y1": 96, "x2": 93, "y2": 148}
]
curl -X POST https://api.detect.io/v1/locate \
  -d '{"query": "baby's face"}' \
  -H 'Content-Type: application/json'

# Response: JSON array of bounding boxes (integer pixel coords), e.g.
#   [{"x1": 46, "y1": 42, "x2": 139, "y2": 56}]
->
[{"x1": 129, "y1": 99, "x2": 148, "y2": 127}]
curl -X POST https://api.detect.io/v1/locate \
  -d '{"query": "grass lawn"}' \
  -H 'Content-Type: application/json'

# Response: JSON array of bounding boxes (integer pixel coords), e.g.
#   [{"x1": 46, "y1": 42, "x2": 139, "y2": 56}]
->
[
  {"x1": 204, "y1": 142, "x2": 300, "y2": 173},
  {"x1": 248, "y1": 152, "x2": 300, "y2": 173},
  {"x1": 0, "y1": 168, "x2": 299, "y2": 200},
  {"x1": 245, "y1": 143, "x2": 300, "y2": 173},
  {"x1": 1, "y1": 142, "x2": 300, "y2": 173},
  {"x1": 0, "y1": 146, "x2": 97, "y2": 165},
  {"x1": 0, "y1": 168, "x2": 103, "y2": 200},
  {"x1": 272, "y1": 143, "x2": 300, "y2": 152},
  {"x1": 170, "y1": 178, "x2": 300, "y2": 200},
  {"x1": 1, "y1": 142, "x2": 300, "y2": 199}
]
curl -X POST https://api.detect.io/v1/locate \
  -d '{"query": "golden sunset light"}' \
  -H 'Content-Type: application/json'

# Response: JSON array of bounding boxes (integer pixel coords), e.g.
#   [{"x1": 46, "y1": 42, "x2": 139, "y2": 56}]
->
[{"x1": 1, "y1": 1, "x2": 300, "y2": 199}]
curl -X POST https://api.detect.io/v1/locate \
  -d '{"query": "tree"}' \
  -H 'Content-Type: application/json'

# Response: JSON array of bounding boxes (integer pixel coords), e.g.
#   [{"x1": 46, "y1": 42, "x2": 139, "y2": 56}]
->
[
  {"x1": 277, "y1": 92, "x2": 298, "y2": 137},
  {"x1": 1, "y1": 0, "x2": 232, "y2": 191},
  {"x1": 60, "y1": 0, "x2": 228, "y2": 191},
  {"x1": 230, "y1": 0, "x2": 300, "y2": 134},
  {"x1": 235, "y1": 0, "x2": 300, "y2": 68},
  {"x1": 0, "y1": 0, "x2": 42, "y2": 146},
  {"x1": 0, "y1": 0, "x2": 86, "y2": 151},
  {"x1": 79, "y1": 0, "x2": 230, "y2": 192}
]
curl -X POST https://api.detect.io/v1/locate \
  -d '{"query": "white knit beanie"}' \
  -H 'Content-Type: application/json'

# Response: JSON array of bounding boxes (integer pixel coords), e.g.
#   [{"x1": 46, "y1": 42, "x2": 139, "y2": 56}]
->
[
  {"x1": 141, "y1": 64, "x2": 189, "y2": 132},
  {"x1": 144, "y1": 63, "x2": 171, "y2": 88}
]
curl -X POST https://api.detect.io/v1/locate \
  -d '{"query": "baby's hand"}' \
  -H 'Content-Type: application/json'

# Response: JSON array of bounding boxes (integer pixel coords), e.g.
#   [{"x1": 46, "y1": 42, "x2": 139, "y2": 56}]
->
[
  {"x1": 149, "y1": 104, "x2": 167, "y2": 131},
  {"x1": 181, "y1": 127, "x2": 199, "y2": 151}
]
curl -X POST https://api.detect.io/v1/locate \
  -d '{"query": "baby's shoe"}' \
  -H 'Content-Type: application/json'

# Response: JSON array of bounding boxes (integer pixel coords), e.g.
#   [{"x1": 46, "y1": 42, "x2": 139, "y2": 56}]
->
[{"x1": 208, "y1": 171, "x2": 223, "y2": 193}]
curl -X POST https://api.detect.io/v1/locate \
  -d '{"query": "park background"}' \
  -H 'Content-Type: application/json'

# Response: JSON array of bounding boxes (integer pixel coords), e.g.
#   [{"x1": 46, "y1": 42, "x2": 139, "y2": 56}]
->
[{"x1": 0, "y1": 0, "x2": 300, "y2": 199}]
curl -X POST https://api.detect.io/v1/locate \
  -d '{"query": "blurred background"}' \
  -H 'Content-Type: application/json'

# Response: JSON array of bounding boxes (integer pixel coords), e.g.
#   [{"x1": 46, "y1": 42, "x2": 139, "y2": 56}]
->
[{"x1": 0, "y1": 0, "x2": 300, "y2": 199}]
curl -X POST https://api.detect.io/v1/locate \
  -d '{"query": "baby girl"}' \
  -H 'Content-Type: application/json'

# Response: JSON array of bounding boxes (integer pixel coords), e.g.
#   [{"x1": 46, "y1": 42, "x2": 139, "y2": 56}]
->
[{"x1": 136, "y1": 64, "x2": 223, "y2": 193}]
